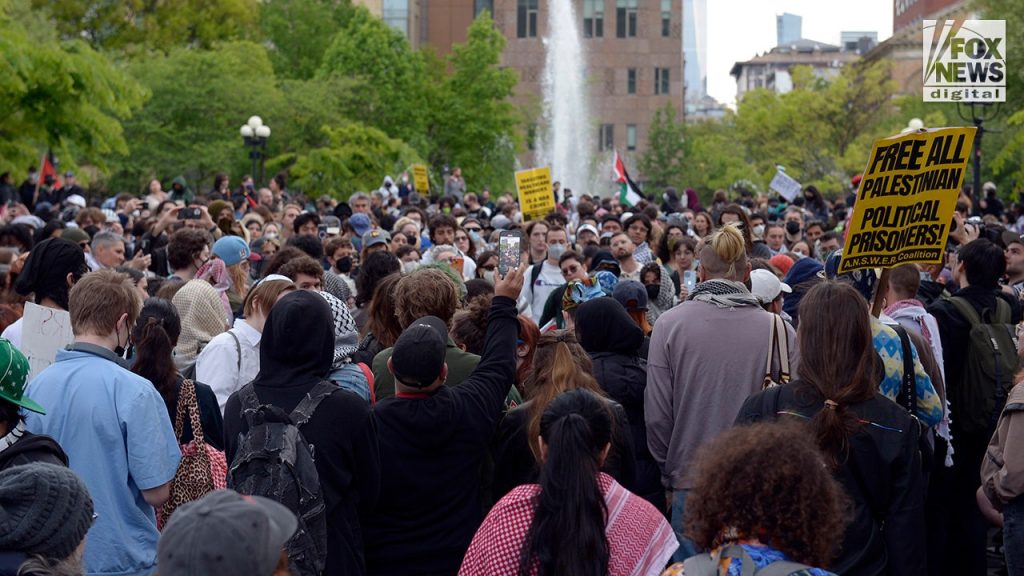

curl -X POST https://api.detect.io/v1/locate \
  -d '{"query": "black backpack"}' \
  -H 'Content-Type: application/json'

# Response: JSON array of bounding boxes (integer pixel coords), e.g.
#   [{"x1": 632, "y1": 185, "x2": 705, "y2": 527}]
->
[
  {"x1": 948, "y1": 296, "x2": 1019, "y2": 436},
  {"x1": 226, "y1": 381, "x2": 337, "y2": 576}
]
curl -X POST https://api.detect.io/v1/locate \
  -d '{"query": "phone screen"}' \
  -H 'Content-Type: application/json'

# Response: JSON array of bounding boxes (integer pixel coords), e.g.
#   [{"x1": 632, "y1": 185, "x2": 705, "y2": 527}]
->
[
  {"x1": 498, "y1": 233, "x2": 522, "y2": 278},
  {"x1": 683, "y1": 270, "x2": 697, "y2": 291}
]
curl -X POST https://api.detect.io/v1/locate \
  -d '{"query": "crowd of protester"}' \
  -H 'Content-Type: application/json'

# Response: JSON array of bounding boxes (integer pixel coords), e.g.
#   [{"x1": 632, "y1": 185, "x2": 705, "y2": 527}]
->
[{"x1": 0, "y1": 166, "x2": 1024, "y2": 576}]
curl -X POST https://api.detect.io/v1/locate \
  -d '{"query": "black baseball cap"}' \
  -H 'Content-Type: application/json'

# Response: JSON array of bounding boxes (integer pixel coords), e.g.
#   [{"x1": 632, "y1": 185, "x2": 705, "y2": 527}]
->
[{"x1": 391, "y1": 316, "x2": 448, "y2": 388}]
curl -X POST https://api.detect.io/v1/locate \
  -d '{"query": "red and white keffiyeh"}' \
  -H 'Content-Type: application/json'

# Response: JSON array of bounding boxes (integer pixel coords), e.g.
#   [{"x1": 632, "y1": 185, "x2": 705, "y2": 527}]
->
[{"x1": 460, "y1": 473, "x2": 677, "y2": 576}]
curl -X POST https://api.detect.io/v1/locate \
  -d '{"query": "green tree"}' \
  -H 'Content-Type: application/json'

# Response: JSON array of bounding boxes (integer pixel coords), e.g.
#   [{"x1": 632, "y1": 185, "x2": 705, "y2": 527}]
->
[
  {"x1": 289, "y1": 122, "x2": 423, "y2": 198},
  {"x1": 109, "y1": 42, "x2": 286, "y2": 191},
  {"x1": 680, "y1": 114, "x2": 761, "y2": 200},
  {"x1": 975, "y1": 0, "x2": 1024, "y2": 187},
  {"x1": 428, "y1": 11, "x2": 521, "y2": 191},
  {"x1": 318, "y1": 7, "x2": 426, "y2": 145},
  {"x1": 261, "y1": 0, "x2": 352, "y2": 79},
  {"x1": 34, "y1": 0, "x2": 260, "y2": 53},
  {"x1": 639, "y1": 103, "x2": 686, "y2": 189},
  {"x1": 0, "y1": 0, "x2": 147, "y2": 177}
]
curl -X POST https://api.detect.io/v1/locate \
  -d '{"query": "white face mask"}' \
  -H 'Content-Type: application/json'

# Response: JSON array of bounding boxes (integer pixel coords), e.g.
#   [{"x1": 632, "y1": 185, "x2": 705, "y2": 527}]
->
[
  {"x1": 547, "y1": 244, "x2": 567, "y2": 260},
  {"x1": 753, "y1": 224, "x2": 765, "y2": 238},
  {"x1": 402, "y1": 261, "x2": 419, "y2": 274},
  {"x1": 481, "y1": 269, "x2": 496, "y2": 284}
]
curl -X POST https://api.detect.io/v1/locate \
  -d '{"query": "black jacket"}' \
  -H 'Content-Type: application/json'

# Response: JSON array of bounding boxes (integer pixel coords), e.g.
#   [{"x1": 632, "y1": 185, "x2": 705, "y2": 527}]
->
[
  {"x1": 574, "y1": 297, "x2": 661, "y2": 511},
  {"x1": 491, "y1": 398, "x2": 635, "y2": 505},
  {"x1": 736, "y1": 383, "x2": 926, "y2": 576},
  {"x1": 928, "y1": 285, "x2": 1022, "y2": 446},
  {"x1": 0, "y1": 430, "x2": 67, "y2": 471},
  {"x1": 224, "y1": 291, "x2": 380, "y2": 576},
  {"x1": 363, "y1": 296, "x2": 518, "y2": 576}
]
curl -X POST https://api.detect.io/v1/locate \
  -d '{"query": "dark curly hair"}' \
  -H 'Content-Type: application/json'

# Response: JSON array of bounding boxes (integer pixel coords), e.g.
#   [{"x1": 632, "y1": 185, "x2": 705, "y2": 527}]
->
[
  {"x1": 355, "y1": 251, "x2": 401, "y2": 308},
  {"x1": 451, "y1": 293, "x2": 493, "y2": 355},
  {"x1": 166, "y1": 228, "x2": 210, "y2": 270},
  {"x1": 684, "y1": 422, "x2": 848, "y2": 567}
]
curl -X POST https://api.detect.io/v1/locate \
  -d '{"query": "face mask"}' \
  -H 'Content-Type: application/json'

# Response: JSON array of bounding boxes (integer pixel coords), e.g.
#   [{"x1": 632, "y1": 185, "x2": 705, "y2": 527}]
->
[
  {"x1": 336, "y1": 256, "x2": 353, "y2": 274},
  {"x1": 468, "y1": 230, "x2": 481, "y2": 243},
  {"x1": 404, "y1": 233, "x2": 418, "y2": 245},
  {"x1": 114, "y1": 319, "x2": 132, "y2": 358},
  {"x1": 785, "y1": 221, "x2": 801, "y2": 235},
  {"x1": 753, "y1": 224, "x2": 765, "y2": 238},
  {"x1": 402, "y1": 261, "x2": 419, "y2": 274},
  {"x1": 645, "y1": 284, "x2": 660, "y2": 301},
  {"x1": 482, "y1": 269, "x2": 496, "y2": 284},
  {"x1": 442, "y1": 207, "x2": 451, "y2": 214},
  {"x1": 547, "y1": 244, "x2": 566, "y2": 260}
]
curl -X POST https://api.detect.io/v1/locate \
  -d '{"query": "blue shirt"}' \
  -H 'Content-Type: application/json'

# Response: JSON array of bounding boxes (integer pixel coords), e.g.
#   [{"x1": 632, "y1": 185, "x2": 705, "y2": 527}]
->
[{"x1": 24, "y1": 347, "x2": 180, "y2": 576}]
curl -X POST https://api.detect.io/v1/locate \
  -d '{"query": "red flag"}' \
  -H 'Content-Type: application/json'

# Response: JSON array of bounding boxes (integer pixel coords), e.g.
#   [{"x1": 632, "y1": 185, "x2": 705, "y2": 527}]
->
[{"x1": 34, "y1": 150, "x2": 62, "y2": 204}]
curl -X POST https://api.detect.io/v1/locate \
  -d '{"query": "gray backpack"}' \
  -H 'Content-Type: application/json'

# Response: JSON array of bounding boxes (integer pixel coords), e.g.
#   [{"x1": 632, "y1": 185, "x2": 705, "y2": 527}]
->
[
  {"x1": 226, "y1": 380, "x2": 336, "y2": 576},
  {"x1": 683, "y1": 544, "x2": 815, "y2": 576}
]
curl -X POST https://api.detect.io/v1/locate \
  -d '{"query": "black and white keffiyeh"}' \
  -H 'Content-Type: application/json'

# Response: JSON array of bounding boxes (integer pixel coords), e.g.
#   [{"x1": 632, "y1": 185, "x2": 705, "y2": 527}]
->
[
  {"x1": 319, "y1": 291, "x2": 359, "y2": 368},
  {"x1": 688, "y1": 279, "x2": 760, "y2": 309}
]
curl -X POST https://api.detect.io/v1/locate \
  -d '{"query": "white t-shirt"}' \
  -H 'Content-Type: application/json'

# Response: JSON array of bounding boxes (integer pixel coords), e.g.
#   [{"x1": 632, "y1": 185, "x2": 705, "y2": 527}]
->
[{"x1": 517, "y1": 260, "x2": 564, "y2": 321}]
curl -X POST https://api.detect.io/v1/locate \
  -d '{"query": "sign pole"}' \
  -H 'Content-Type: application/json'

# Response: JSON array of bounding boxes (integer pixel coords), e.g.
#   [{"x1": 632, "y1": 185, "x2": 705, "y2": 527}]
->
[{"x1": 871, "y1": 268, "x2": 890, "y2": 318}]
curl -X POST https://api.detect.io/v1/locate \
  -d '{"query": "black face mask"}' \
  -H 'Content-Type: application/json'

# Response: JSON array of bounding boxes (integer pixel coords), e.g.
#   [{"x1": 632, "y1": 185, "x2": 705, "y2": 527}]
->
[
  {"x1": 114, "y1": 319, "x2": 132, "y2": 359},
  {"x1": 405, "y1": 233, "x2": 418, "y2": 245},
  {"x1": 336, "y1": 256, "x2": 353, "y2": 274},
  {"x1": 785, "y1": 221, "x2": 802, "y2": 235},
  {"x1": 645, "y1": 284, "x2": 660, "y2": 301}
]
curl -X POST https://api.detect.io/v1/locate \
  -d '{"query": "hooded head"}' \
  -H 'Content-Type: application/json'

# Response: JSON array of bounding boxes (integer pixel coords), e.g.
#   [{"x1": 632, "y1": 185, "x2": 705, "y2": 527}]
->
[
  {"x1": 574, "y1": 298, "x2": 643, "y2": 356},
  {"x1": 255, "y1": 290, "x2": 334, "y2": 388},
  {"x1": 318, "y1": 291, "x2": 359, "y2": 369}
]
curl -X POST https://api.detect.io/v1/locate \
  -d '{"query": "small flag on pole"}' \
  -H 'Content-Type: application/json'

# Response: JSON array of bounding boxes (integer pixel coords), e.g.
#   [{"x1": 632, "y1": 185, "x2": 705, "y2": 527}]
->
[{"x1": 613, "y1": 150, "x2": 642, "y2": 207}]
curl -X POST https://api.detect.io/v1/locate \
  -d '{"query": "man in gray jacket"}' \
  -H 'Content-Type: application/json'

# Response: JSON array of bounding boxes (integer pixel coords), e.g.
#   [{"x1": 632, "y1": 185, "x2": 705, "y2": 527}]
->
[{"x1": 644, "y1": 225, "x2": 797, "y2": 562}]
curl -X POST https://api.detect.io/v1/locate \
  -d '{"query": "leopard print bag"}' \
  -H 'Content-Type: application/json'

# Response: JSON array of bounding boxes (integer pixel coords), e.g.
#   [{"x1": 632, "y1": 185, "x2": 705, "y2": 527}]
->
[{"x1": 156, "y1": 379, "x2": 227, "y2": 529}]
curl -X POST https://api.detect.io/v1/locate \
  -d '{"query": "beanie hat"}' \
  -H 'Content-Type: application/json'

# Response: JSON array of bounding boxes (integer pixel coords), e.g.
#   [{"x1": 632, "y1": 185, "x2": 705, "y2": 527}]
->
[
  {"x1": 60, "y1": 227, "x2": 90, "y2": 246},
  {"x1": 769, "y1": 254, "x2": 795, "y2": 276},
  {"x1": 207, "y1": 200, "x2": 234, "y2": 223},
  {"x1": 0, "y1": 463, "x2": 94, "y2": 560}
]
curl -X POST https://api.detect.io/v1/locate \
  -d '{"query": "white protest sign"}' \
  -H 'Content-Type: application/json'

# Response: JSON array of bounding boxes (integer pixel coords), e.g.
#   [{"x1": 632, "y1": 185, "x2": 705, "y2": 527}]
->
[
  {"x1": 21, "y1": 302, "x2": 74, "y2": 380},
  {"x1": 769, "y1": 170, "x2": 802, "y2": 202}
]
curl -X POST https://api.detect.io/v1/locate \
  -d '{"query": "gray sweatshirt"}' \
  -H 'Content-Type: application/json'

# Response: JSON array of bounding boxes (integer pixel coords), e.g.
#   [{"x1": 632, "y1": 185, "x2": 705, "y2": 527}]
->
[{"x1": 645, "y1": 299, "x2": 798, "y2": 489}]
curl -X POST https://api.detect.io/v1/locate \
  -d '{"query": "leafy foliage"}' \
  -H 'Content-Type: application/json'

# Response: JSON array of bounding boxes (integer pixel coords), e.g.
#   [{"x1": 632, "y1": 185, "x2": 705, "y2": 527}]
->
[
  {"x1": 289, "y1": 123, "x2": 423, "y2": 198},
  {"x1": 640, "y1": 104, "x2": 686, "y2": 189},
  {"x1": 261, "y1": 0, "x2": 353, "y2": 79},
  {"x1": 0, "y1": 0, "x2": 146, "y2": 178}
]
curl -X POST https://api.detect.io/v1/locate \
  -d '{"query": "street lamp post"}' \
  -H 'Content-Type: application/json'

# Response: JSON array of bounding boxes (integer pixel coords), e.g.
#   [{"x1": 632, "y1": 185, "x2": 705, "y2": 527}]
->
[
  {"x1": 240, "y1": 116, "x2": 271, "y2": 186},
  {"x1": 956, "y1": 103, "x2": 1000, "y2": 200}
]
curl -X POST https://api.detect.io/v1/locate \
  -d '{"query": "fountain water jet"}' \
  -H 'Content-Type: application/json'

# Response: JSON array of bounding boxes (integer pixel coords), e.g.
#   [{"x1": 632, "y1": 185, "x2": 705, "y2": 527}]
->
[{"x1": 534, "y1": 0, "x2": 594, "y2": 197}]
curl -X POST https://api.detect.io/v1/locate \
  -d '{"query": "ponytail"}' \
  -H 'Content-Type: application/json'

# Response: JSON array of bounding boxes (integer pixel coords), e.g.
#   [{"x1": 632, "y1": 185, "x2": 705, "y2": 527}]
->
[
  {"x1": 519, "y1": 389, "x2": 611, "y2": 576},
  {"x1": 130, "y1": 298, "x2": 183, "y2": 415}
]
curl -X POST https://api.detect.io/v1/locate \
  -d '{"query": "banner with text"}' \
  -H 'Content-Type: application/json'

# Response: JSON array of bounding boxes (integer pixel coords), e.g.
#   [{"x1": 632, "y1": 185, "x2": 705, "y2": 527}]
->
[
  {"x1": 840, "y1": 126, "x2": 976, "y2": 274},
  {"x1": 515, "y1": 167, "x2": 555, "y2": 221},
  {"x1": 411, "y1": 164, "x2": 430, "y2": 194}
]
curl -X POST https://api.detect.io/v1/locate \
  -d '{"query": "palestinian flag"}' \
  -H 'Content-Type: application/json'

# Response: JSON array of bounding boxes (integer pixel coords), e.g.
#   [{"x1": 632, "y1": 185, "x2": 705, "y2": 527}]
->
[{"x1": 613, "y1": 150, "x2": 642, "y2": 207}]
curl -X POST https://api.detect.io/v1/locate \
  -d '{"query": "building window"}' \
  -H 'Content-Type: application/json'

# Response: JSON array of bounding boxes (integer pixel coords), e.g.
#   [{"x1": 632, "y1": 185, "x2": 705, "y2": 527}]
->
[
  {"x1": 599, "y1": 124, "x2": 615, "y2": 151},
  {"x1": 383, "y1": 0, "x2": 410, "y2": 37},
  {"x1": 475, "y1": 0, "x2": 494, "y2": 17},
  {"x1": 627, "y1": 68, "x2": 636, "y2": 94},
  {"x1": 627, "y1": 125, "x2": 637, "y2": 151},
  {"x1": 661, "y1": 0, "x2": 671, "y2": 37},
  {"x1": 615, "y1": 0, "x2": 637, "y2": 38},
  {"x1": 517, "y1": 0, "x2": 538, "y2": 38},
  {"x1": 583, "y1": 0, "x2": 604, "y2": 38},
  {"x1": 655, "y1": 67, "x2": 670, "y2": 95}
]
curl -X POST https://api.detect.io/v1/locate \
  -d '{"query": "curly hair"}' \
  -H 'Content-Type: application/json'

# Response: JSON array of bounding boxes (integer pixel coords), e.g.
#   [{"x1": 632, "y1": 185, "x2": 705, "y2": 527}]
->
[
  {"x1": 355, "y1": 251, "x2": 401, "y2": 308},
  {"x1": 394, "y1": 267, "x2": 460, "y2": 328},
  {"x1": 684, "y1": 422, "x2": 848, "y2": 567},
  {"x1": 166, "y1": 228, "x2": 210, "y2": 270}
]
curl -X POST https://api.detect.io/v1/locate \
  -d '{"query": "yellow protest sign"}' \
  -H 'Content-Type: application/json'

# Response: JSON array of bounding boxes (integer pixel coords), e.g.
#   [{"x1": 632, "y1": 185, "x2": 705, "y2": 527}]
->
[
  {"x1": 411, "y1": 164, "x2": 430, "y2": 194},
  {"x1": 839, "y1": 126, "x2": 976, "y2": 274},
  {"x1": 515, "y1": 167, "x2": 555, "y2": 221}
]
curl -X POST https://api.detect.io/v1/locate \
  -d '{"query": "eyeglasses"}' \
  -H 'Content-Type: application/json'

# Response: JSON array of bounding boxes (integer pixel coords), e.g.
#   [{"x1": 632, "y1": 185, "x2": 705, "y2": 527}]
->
[
  {"x1": 464, "y1": 226, "x2": 482, "y2": 233},
  {"x1": 561, "y1": 265, "x2": 581, "y2": 276}
]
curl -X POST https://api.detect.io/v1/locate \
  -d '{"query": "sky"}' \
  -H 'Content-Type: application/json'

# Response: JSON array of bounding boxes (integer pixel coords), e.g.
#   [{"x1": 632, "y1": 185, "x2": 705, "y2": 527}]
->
[{"x1": 705, "y1": 0, "x2": 895, "y2": 106}]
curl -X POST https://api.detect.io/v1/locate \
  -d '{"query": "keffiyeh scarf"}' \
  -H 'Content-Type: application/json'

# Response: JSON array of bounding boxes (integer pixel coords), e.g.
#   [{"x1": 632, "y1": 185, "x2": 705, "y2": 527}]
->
[
  {"x1": 318, "y1": 291, "x2": 359, "y2": 368},
  {"x1": 688, "y1": 279, "x2": 760, "y2": 309}
]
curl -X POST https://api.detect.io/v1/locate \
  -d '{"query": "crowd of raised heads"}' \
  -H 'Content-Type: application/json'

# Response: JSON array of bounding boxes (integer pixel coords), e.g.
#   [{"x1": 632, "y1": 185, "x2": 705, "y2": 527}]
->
[{"x1": 2, "y1": 166, "x2": 1024, "y2": 576}]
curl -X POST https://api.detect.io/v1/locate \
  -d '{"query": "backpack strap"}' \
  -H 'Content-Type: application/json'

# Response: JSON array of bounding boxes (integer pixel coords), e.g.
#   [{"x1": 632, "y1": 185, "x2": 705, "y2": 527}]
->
[
  {"x1": 949, "y1": 296, "x2": 983, "y2": 326},
  {"x1": 290, "y1": 381, "x2": 339, "y2": 428},
  {"x1": 891, "y1": 325, "x2": 917, "y2": 414},
  {"x1": 357, "y1": 362, "x2": 376, "y2": 404},
  {"x1": 529, "y1": 262, "x2": 543, "y2": 296},
  {"x1": 237, "y1": 382, "x2": 261, "y2": 427},
  {"x1": 227, "y1": 330, "x2": 242, "y2": 372},
  {"x1": 993, "y1": 297, "x2": 1012, "y2": 324}
]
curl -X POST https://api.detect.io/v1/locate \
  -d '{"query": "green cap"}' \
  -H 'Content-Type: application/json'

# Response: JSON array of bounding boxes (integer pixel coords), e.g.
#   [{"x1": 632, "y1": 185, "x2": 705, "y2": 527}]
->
[{"x1": 0, "y1": 339, "x2": 44, "y2": 414}]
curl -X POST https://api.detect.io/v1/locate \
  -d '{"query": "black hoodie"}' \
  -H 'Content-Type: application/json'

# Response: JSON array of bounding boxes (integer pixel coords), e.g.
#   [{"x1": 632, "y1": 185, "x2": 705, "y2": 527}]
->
[
  {"x1": 575, "y1": 297, "x2": 663, "y2": 512},
  {"x1": 223, "y1": 291, "x2": 380, "y2": 576},
  {"x1": 0, "y1": 429, "x2": 67, "y2": 471}
]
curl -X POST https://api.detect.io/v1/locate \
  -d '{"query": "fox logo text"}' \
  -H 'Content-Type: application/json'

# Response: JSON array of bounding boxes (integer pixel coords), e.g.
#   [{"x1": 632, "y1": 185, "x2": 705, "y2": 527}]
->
[{"x1": 923, "y1": 19, "x2": 1006, "y2": 102}]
